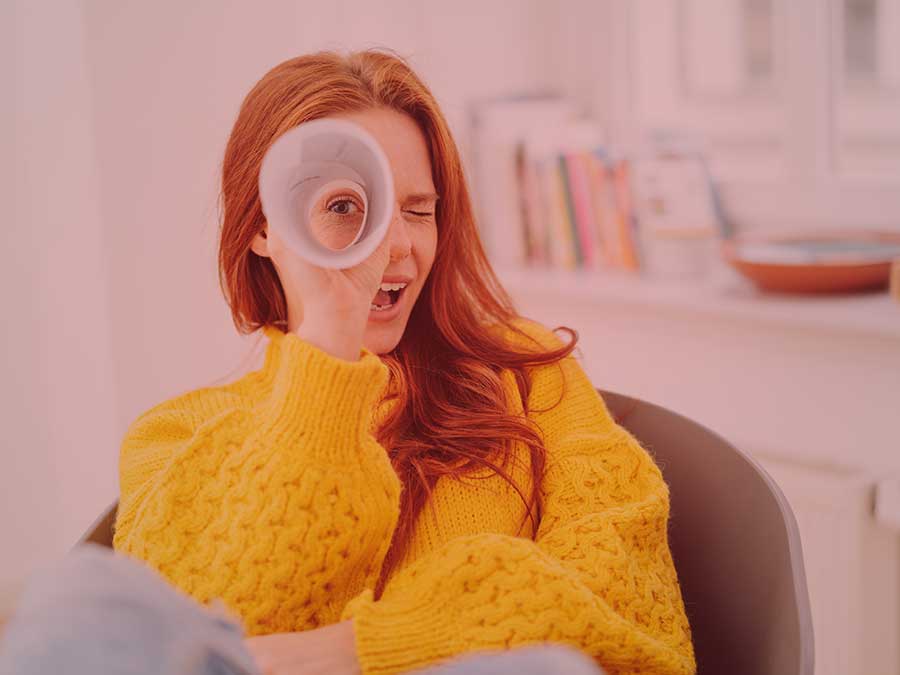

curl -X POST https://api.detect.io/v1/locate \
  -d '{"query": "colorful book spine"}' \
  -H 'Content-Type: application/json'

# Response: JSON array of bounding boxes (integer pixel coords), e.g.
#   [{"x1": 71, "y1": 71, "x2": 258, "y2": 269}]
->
[
  {"x1": 590, "y1": 149, "x2": 624, "y2": 268},
  {"x1": 585, "y1": 152, "x2": 613, "y2": 268},
  {"x1": 546, "y1": 159, "x2": 575, "y2": 269},
  {"x1": 518, "y1": 143, "x2": 548, "y2": 265},
  {"x1": 509, "y1": 131, "x2": 647, "y2": 273},
  {"x1": 611, "y1": 159, "x2": 642, "y2": 272},
  {"x1": 536, "y1": 159, "x2": 560, "y2": 268},
  {"x1": 514, "y1": 143, "x2": 538, "y2": 264},
  {"x1": 563, "y1": 152, "x2": 598, "y2": 269},
  {"x1": 556, "y1": 155, "x2": 582, "y2": 268},
  {"x1": 531, "y1": 162, "x2": 550, "y2": 265}
]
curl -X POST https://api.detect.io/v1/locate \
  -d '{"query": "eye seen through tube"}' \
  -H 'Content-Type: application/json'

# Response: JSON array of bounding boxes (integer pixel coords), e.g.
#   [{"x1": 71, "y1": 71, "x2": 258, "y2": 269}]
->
[{"x1": 307, "y1": 179, "x2": 368, "y2": 251}]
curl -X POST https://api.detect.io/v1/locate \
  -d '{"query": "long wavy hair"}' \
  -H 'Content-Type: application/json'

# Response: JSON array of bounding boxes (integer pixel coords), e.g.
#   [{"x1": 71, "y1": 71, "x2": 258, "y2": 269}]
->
[{"x1": 217, "y1": 49, "x2": 577, "y2": 596}]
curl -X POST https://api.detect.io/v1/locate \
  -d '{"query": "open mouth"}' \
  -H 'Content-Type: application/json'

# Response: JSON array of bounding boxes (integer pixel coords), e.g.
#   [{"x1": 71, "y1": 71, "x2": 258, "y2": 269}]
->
[{"x1": 370, "y1": 283, "x2": 407, "y2": 312}]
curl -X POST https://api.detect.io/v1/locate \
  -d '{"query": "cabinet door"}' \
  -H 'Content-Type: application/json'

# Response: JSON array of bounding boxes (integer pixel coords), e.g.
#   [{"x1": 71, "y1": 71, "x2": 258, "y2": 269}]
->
[
  {"x1": 629, "y1": 0, "x2": 788, "y2": 181},
  {"x1": 834, "y1": 0, "x2": 900, "y2": 176},
  {"x1": 757, "y1": 456, "x2": 899, "y2": 675},
  {"x1": 609, "y1": 0, "x2": 900, "y2": 230}
]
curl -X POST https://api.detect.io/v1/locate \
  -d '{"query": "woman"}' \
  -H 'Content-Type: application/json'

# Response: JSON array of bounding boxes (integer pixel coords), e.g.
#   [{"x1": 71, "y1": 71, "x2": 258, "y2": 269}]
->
[{"x1": 6, "y1": 50, "x2": 696, "y2": 675}]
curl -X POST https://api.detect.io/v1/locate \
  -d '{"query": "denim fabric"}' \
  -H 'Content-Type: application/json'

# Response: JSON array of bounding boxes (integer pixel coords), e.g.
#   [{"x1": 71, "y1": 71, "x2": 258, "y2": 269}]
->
[
  {"x1": 0, "y1": 544, "x2": 604, "y2": 675},
  {"x1": 0, "y1": 544, "x2": 259, "y2": 675},
  {"x1": 412, "y1": 645, "x2": 604, "y2": 675}
]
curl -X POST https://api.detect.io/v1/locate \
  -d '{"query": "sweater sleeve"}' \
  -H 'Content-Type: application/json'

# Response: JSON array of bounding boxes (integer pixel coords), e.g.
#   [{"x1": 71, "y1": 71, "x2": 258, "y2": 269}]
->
[
  {"x1": 340, "y1": 322, "x2": 696, "y2": 675},
  {"x1": 113, "y1": 328, "x2": 401, "y2": 635}
]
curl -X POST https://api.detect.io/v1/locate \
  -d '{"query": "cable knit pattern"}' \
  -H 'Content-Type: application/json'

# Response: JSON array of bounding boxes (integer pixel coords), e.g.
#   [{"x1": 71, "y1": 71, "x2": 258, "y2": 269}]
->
[
  {"x1": 114, "y1": 329, "x2": 400, "y2": 633},
  {"x1": 113, "y1": 321, "x2": 695, "y2": 675}
]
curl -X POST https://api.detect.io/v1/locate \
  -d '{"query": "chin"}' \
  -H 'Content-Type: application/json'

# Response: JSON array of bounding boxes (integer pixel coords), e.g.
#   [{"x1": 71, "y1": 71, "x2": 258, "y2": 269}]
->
[{"x1": 363, "y1": 323, "x2": 405, "y2": 355}]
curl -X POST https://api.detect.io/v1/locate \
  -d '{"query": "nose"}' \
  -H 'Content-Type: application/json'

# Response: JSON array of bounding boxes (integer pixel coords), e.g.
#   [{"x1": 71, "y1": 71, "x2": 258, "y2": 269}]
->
[{"x1": 386, "y1": 207, "x2": 412, "y2": 262}]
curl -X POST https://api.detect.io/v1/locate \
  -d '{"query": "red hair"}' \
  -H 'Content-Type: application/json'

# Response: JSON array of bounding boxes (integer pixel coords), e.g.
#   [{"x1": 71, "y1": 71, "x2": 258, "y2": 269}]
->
[{"x1": 217, "y1": 50, "x2": 577, "y2": 596}]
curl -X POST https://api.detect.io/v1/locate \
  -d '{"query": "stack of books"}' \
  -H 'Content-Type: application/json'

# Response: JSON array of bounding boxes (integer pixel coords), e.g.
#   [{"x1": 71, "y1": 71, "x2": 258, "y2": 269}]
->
[
  {"x1": 470, "y1": 96, "x2": 642, "y2": 273},
  {"x1": 517, "y1": 141, "x2": 641, "y2": 272}
]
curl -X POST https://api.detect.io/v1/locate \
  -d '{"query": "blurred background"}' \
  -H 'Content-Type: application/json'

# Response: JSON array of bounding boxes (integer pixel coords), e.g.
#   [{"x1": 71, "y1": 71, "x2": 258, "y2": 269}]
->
[{"x1": 3, "y1": 1, "x2": 899, "y2": 673}]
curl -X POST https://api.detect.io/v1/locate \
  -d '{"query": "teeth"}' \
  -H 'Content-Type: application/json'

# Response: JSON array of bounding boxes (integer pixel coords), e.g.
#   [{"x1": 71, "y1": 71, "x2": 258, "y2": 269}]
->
[
  {"x1": 379, "y1": 281, "x2": 407, "y2": 292},
  {"x1": 370, "y1": 302, "x2": 394, "y2": 311}
]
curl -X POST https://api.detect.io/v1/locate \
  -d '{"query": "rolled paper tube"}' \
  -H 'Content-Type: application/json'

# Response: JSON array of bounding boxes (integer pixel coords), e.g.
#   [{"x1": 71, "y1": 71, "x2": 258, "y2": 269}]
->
[{"x1": 259, "y1": 118, "x2": 394, "y2": 269}]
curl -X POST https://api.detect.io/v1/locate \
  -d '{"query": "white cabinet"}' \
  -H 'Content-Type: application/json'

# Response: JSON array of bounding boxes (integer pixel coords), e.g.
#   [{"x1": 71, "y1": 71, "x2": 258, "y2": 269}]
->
[
  {"x1": 759, "y1": 456, "x2": 900, "y2": 675},
  {"x1": 497, "y1": 266, "x2": 900, "y2": 675},
  {"x1": 492, "y1": 4, "x2": 900, "y2": 670}
]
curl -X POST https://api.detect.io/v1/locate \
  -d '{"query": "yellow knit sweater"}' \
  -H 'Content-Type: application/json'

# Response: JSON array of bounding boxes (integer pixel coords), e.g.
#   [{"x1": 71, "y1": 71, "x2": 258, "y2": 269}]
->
[{"x1": 112, "y1": 319, "x2": 696, "y2": 675}]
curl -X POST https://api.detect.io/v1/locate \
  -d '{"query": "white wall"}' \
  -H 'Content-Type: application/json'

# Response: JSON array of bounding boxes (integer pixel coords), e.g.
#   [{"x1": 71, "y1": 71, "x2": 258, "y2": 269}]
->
[
  {"x1": 3, "y1": 0, "x2": 566, "y2": 614},
  {"x1": 80, "y1": 0, "x2": 566, "y2": 430},
  {"x1": 3, "y1": 1, "x2": 119, "y2": 614}
]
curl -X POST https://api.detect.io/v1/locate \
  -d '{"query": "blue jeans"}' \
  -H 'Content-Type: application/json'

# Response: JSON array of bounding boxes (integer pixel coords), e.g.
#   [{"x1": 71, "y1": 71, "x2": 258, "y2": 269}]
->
[{"x1": 0, "y1": 544, "x2": 604, "y2": 675}]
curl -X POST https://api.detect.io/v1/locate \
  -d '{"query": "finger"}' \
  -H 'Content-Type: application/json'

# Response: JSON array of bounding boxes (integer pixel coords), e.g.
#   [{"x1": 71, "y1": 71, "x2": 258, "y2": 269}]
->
[
  {"x1": 243, "y1": 640, "x2": 273, "y2": 674},
  {"x1": 370, "y1": 231, "x2": 392, "y2": 270},
  {"x1": 347, "y1": 233, "x2": 390, "y2": 283}
]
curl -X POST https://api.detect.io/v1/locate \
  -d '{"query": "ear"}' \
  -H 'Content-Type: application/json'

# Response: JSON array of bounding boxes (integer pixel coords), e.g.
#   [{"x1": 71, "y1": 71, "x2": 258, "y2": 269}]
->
[{"x1": 250, "y1": 226, "x2": 270, "y2": 258}]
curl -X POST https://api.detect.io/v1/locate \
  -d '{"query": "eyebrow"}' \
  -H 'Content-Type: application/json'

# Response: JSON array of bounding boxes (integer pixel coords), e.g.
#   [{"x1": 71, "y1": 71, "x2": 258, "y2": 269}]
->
[{"x1": 404, "y1": 192, "x2": 440, "y2": 204}]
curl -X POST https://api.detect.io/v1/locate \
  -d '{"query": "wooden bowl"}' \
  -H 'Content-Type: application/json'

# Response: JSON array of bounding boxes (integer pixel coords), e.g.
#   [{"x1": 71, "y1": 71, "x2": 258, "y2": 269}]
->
[{"x1": 721, "y1": 229, "x2": 900, "y2": 294}]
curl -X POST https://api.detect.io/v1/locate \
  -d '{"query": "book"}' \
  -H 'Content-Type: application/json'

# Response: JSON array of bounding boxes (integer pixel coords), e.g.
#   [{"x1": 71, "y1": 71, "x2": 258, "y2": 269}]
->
[
  {"x1": 557, "y1": 155, "x2": 583, "y2": 268},
  {"x1": 611, "y1": 159, "x2": 642, "y2": 272},
  {"x1": 470, "y1": 96, "x2": 575, "y2": 268},
  {"x1": 586, "y1": 150, "x2": 616, "y2": 268},
  {"x1": 549, "y1": 158, "x2": 577, "y2": 269},
  {"x1": 563, "y1": 152, "x2": 599, "y2": 268}
]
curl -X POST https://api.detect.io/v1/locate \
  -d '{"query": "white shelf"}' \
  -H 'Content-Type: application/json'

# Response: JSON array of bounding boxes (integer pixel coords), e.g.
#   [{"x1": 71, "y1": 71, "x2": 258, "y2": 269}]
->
[{"x1": 495, "y1": 265, "x2": 900, "y2": 342}]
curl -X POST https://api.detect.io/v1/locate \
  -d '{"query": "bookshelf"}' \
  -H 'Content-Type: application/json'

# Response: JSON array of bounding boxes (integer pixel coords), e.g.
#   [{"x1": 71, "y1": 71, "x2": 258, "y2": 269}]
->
[{"x1": 470, "y1": 95, "x2": 900, "y2": 344}]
